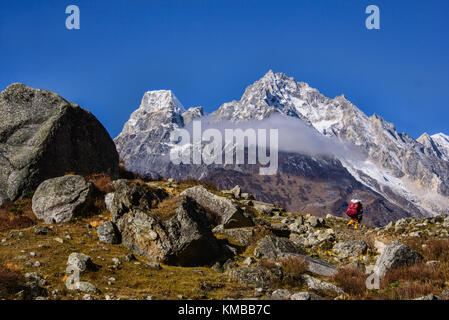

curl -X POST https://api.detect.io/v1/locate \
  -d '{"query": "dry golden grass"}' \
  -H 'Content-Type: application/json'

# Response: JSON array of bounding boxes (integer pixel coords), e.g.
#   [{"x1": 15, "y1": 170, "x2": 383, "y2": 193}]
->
[
  {"x1": 0, "y1": 264, "x2": 25, "y2": 299},
  {"x1": 150, "y1": 197, "x2": 181, "y2": 221},
  {"x1": 0, "y1": 199, "x2": 36, "y2": 232},
  {"x1": 0, "y1": 215, "x2": 257, "y2": 300},
  {"x1": 331, "y1": 266, "x2": 368, "y2": 297},
  {"x1": 180, "y1": 178, "x2": 218, "y2": 192},
  {"x1": 85, "y1": 173, "x2": 114, "y2": 194},
  {"x1": 279, "y1": 256, "x2": 308, "y2": 278}
]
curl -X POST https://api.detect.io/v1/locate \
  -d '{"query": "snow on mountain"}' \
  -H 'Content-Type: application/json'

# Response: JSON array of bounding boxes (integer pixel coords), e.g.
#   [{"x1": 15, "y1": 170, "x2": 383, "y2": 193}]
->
[
  {"x1": 215, "y1": 70, "x2": 449, "y2": 216},
  {"x1": 115, "y1": 70, "x2": 449, "y2": 220},
  {"x1": 431, "y1": 133, "x2": 449, "y2": 161}
]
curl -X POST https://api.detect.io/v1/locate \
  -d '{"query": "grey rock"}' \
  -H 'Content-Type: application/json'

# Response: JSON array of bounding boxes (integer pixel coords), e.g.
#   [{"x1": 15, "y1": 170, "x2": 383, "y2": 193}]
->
[
  {"x1": 117, "y1": 196, "x2": 226, "y2": 266},
  {"x1": 108, "y1": 179, "x2": 168, "y2": 222},
  {"x1": 307, "y1": 216, "x2": 325, "y2": 228},
  {"x1": 270, "y1": 289, "x2": 292, "y2": 300},
  {"x1": 146, "y1": 261, "x2": 162, "y2": 270},
  {"x1": 302, "y1": 274, "x2": 346, "y2": 296},
  {"x1": 67, "y1": 253, "x2": 95, "y2": 273},
  {"x1": 228, "y1": 266, "x2": 283, "y2": 289},
  {"x1": 279, "y1": 252, "x2": 338, "y2": 277},
  {"x1": 254, "y1": 235, "x2": 305, "y2": 260},
  {"x1": 290, "y1": 292, "x2": 323, "y2": 300},
  {"x1": 414, "y1": 294, "x2": 441, "y2": 300},
  {"x1": 32, "y1": 175, "x2": 94, "y2": 223},
  {"x1": 333, "y1": 240, "x2": 368, "y2": 258},
  {"x1": 374, "y1": 241, "x2": 423, "y2": 279},
  {"x1": 75, "y1": 281, "x2": 99, "y2": 294},
  {"x1": 180, "y1": 186, "x2": 253, "y2": 228},
  {"x1": 33, "y1": 225, "x2": 50, "y2": 235},
  {"x1": 213, "y1": 227, "x2": 256, "y2": 246},
  {"x1": 0, "y1": 83, "x2": 119, "y2": 205},
  {"x1": 97, "y1": 221, "x2": 121, "y2": 244}
]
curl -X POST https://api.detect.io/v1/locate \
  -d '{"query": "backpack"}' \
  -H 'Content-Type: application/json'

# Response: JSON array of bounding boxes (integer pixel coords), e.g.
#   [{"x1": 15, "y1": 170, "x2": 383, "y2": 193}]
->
[{"x1": 346, "y1": 201, "x2": 361, "y2": 218}]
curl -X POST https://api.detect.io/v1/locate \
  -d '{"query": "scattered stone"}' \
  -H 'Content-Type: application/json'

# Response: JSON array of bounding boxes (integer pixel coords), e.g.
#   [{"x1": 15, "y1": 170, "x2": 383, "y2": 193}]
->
[
  {"x1": 67, "y1": 253, "x2": 96, "y2": 273},
  {"x1": 243, "y1": 257, "x2": 256, "y2": 266},
  {"x1": 97, "y1": 221, "x2": 121, "y2": 244},
  {"x1": 122, "y1": 253, "x2": 136, "y2": 262},
  {"x1": 290, "y1": 292, "x2": 323, "y2": 300},
  {"x1": 33, "y1": 226, "x2": 50, "y2": 235},
  {"x1": 227, "y1": 266, "x2": 283, "y2": 289},
  {"x1": 414, "y1": 294, "x2": 441, "y2": 300},
  {"x1": 333, "y1": 240, "x2": 368, "y2": 258},
  {"x1": 302, "y1": 274, "x2": 346, "y2": 296},
  {"x1": 426, "y1": 260, "x2": 439, "y2": 267},
  {"x1": 146, "y1": 261, "x2": 162, "y2": 270},
  {"x1": 270, "y1": 289, "x2": 292, "y2": 300}
]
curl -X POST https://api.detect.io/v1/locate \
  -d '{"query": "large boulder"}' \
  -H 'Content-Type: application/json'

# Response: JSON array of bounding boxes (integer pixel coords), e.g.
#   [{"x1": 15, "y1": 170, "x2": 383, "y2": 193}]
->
[
  {"x1": 32, "y1": 175, "x2": 94, "y2": 223},
  {"x1": 254, "y1": 235, "x2": 305, "y2": 260},
  {"x1": 116, "y1": 196, "x2": 226, "y2": 266},
  {"x1": 107, "y1": 179, "x2": 169, "y2": 222},
  {"x1": 180, "y1": 186, "x2": 253, "y2": 228},
  {"x1": 0, "y1": 83, "x2": 119, "y2": 206},
  {"x1": 374, "y1": 241, "x2": 423, "y2": 278}
]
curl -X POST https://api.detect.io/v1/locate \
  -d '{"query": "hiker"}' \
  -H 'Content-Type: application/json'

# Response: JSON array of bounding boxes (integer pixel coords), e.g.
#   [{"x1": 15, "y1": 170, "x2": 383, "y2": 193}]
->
[{"x1": 346, "y1": 199, "x2": 363, "y2": 229}]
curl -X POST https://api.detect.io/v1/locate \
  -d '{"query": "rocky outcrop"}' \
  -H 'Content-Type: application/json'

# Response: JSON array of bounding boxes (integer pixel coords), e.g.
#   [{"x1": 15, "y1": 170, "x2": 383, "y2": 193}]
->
[
  {"x1": 0, "y1": 83, "x2": 119, "y2": 206},
  {"x1": 180, "y1": 186, "x2": 253, "y2": 228},
  {"x1": 107, "y1": 179, "x2": 169, "y2": 222},
  {"x1": 254, "y1": 235, "x2": 305, "y2": 260},
  {"x1": 374, "y1": 241, "x2": 423, "y2": 278},
  {"x1": 31, "y1": 175, "x2": 94, "y2": 223},
  {"x1": 116, "y1": 196, "x2": 226, "y2": 266}
]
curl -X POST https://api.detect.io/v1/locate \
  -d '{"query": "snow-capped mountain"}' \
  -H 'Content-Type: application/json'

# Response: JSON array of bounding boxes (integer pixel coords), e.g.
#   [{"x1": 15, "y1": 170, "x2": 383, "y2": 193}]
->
[
  {"x1": 419, "y1": 132, "x2": 449, "y2": 162},
  {"x1": 213, "y1": 70, "x2": 449, "y2": 217},
  {"x1": 115, "y1": 71, "x2": 449, "y2": 225}
]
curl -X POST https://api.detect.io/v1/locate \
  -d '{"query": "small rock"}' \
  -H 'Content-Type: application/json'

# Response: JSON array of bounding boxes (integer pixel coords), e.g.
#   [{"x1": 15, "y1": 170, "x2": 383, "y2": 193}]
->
[
  {"x1": 243, "y1": 256, "x2": 256, "y2": 266},
  {"x1": 146, "y1": 261, "x2": 162, "y2": 270},
  {"x1": 33, "y1": 226, "x2": 50, "y2": 235},
  {"x1": 54, "y1": 238, "x2": 64, "y2": 244}
]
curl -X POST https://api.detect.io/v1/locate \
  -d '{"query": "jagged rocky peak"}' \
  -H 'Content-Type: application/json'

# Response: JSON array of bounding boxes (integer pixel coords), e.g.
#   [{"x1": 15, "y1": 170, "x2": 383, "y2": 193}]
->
[
  {"x1": 418, "y1": 132, "x2": 449, "y2": 161},
  {"x1": 182, "y1": 106, "x2": 204, "y2": 125},
  {"x1": 140, "y1": 90, "x2": 185, "y2": 114}
]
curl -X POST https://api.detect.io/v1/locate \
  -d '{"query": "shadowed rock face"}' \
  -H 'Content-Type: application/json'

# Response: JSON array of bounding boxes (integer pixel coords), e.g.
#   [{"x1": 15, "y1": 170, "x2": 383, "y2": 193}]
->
[
  {"x1": 116, "y1": 197, "x2": 227, "y2": 266},
  {"x1": 0, "y1": 83, "x2": 119, "y2": 205}
]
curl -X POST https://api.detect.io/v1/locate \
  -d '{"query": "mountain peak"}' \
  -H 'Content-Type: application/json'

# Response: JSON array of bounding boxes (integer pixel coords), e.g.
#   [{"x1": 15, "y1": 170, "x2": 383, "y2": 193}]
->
[{"x1": 140, "y1": 90, "x2": 185, "y2": 114}]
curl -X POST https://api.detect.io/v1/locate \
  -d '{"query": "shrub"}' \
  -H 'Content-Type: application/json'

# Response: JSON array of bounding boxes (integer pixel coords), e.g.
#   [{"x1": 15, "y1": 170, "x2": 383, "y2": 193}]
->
[
  {"x1": 85, "y1": 173, "x2": 114, "y2": 194},
  {"x1": 0, "y1": 265, "x2": 25, "y2": 299},
  {"x1": 279, "y1": 256, "x2": 308, "y2": 278},
  {"x1": 150, "y1": 197, "x2": 181, "y2": 221},
  {"x1": 331, "y1": 266, "x2": 367, "y2": 297},
  {"x1": 0, "y1": 199, "x2": 36, "y2": 232}
]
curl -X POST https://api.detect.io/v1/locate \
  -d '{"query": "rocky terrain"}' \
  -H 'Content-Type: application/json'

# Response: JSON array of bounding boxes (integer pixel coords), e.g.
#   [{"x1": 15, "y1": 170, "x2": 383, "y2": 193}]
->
[
  {"x1": 1, "y1": 83, "x2": 448, "y2": 301},
  {"x1": 1, "y1": 175, "x2": 449, "y2": 300},
  {"x1": 115, "y1": 71, "x2": 449, "y2": 226}
]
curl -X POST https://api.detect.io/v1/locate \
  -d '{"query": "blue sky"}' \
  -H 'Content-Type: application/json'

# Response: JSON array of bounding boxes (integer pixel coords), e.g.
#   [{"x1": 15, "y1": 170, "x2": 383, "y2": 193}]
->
[{"x1": 1, "y1": 0, "x2": 448, "y2": 138}]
